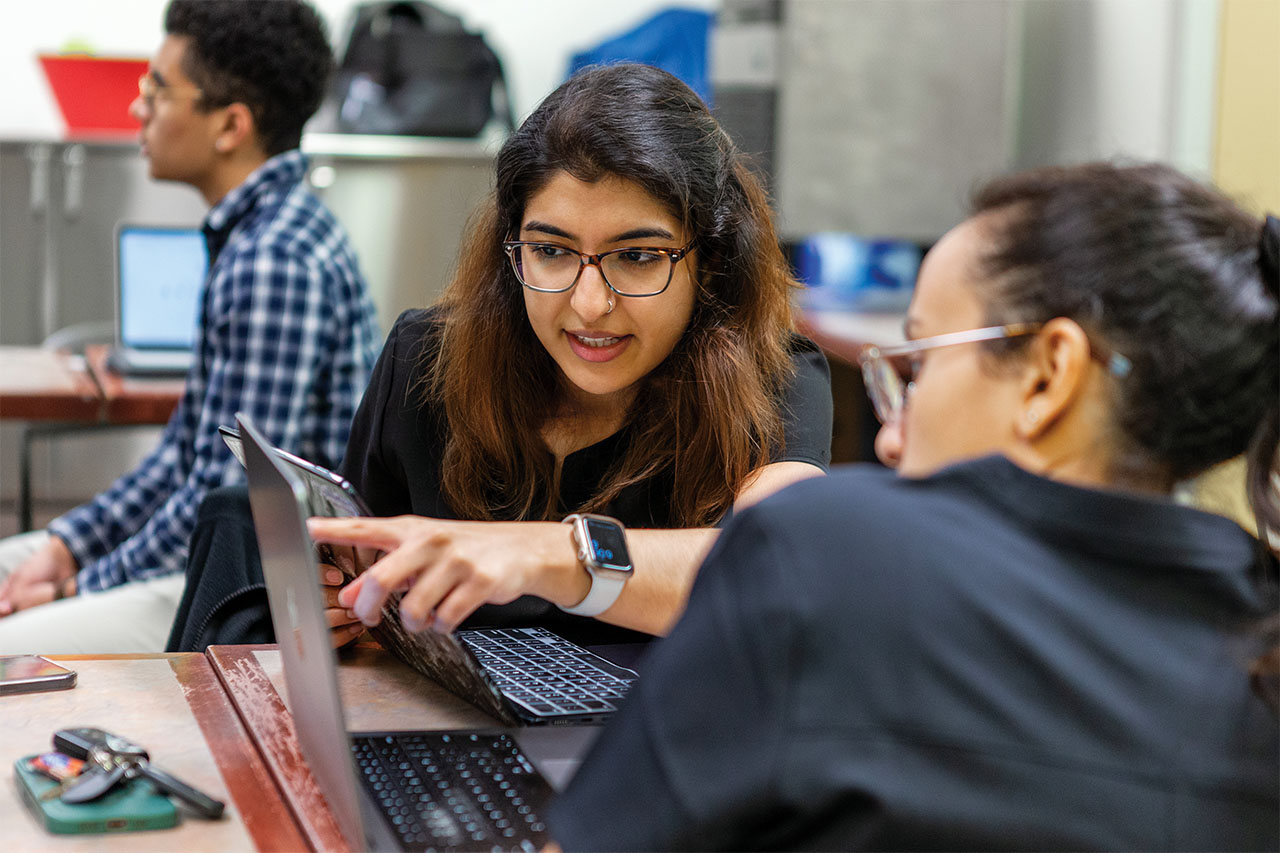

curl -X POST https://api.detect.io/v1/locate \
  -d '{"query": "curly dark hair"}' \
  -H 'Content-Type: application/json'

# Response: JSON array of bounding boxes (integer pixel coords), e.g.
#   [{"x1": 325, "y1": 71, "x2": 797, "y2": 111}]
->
[{"x1": 165, "y1": 0, "x2": 332, "y2": 155}]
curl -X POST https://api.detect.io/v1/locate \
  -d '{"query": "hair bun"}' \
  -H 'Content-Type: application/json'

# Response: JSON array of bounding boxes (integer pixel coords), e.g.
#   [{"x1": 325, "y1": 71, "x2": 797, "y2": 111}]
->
[{"x1": 1261, "y1": 214, "x2": 1280, "y2": 299}]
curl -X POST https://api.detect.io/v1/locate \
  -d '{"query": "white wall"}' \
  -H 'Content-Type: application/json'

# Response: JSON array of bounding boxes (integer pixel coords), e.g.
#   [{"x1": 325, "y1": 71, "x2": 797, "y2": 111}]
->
[
  {"x1": 4, "y1": 0, "x2": 1215, "y2": 172},
  {"x1": 1015, "y1": 0, "x2": 1218, "y2": 179},
  {"x1": 3, "y1": 0, "x2": 717, "y2": 139}
]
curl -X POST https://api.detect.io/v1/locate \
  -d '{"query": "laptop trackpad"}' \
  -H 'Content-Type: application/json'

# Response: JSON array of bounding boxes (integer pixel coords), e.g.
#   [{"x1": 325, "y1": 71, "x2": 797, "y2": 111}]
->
[{"x1": 514, "y1": 725, "x2": 603, "y2": 791}]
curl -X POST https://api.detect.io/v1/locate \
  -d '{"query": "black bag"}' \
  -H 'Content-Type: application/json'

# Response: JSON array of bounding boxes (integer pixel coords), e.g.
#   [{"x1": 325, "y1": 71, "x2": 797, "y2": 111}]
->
[{"x1": 325, "y1": 1, "x2": 515, "y2": 137}]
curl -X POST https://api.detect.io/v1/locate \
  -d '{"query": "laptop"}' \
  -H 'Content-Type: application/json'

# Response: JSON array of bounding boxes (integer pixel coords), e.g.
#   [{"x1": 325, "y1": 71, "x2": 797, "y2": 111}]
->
[
  {"x1": 240, "y1": 414, "x2": 572, "y2": 851},
  {"x1": 235, "y1": 414, "x2": 638, "y2": 729},
  {"x1": 219, "y1": 424, "x2": 372, "y2": 520},
  {"x1": 108, "y1": 224, "x2": 207, "y2": 376}
]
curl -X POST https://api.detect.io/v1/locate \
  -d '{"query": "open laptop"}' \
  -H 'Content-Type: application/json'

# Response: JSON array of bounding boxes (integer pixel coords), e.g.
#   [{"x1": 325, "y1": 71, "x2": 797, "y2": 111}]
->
[
  {"x1": 240, "y1": 413, "x2": 566, "y2": 850},
  {"x1": 107, "y1": 224, "x2": 206, "y2": 376},
  {"x1": 231, "y1": 417, "x2": 639, "y2": 727}
]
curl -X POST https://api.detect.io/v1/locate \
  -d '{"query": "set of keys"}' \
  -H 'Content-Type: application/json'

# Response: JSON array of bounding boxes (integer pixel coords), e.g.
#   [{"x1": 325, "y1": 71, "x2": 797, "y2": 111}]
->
[{"x1": 44, "y1": 727, "x2": 224, "y2": 820}]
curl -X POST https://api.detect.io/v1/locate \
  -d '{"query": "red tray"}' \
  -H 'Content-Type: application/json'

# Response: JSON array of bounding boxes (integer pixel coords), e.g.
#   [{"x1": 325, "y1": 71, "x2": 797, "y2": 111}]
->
[{"x1": 39, "y1": 54, "x2": 149, "y2": 134}]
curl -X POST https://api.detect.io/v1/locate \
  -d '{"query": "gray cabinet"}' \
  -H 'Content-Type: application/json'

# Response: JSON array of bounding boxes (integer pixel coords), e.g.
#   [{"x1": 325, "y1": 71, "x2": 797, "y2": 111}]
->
[
  {"x1": 0, "y1": 141, "x2": 206, "y2": 345},
  {"x1": 774, "y1": 0, "x2": 1018, "y2": 243},
  {"x1": 301, "y1": 133, "x2": 495, "y2": 335}
]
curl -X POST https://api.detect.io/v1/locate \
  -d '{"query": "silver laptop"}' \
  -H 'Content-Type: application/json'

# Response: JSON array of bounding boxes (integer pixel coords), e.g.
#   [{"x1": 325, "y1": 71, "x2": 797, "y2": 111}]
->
[
  {"x1": 230, "y1": 418, "x2": 639, "y2": 727},
  {"x1": 239, "y1": 413, "x2": 575, "y2": 850},
  {"x1": 108, "y1": 224, "x2": 205, "y2": 376}
]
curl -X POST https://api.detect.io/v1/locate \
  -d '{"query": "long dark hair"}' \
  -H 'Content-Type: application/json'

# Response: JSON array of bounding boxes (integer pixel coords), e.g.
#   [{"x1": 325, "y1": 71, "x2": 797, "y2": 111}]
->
[
  {"x1": 969, "y1": 162, "x2": 1280, "y2": 706},
  {"x1": 428, "y1": 64, "x2": 797, "y2": 525}
]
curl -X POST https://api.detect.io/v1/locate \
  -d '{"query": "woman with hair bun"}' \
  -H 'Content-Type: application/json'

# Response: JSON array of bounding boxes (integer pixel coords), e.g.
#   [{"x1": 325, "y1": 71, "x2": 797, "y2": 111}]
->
[{"x1": 551, "y1": 162, "x2": 1279, "y2": 851}]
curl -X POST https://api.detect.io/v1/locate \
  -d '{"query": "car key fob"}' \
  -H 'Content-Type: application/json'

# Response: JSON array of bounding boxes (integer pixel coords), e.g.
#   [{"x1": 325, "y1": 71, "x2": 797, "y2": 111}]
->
[
  {"x1": 53, "y1": 727, "x2": 148, "y2": 762},
  {"x1": 53, "y1": 726, "x2": 225, "y2": 820},
  {"x1": 59, "y1": 747, "x2": 128, "y2": 804},
  {"x1": 52, "y1": 727, "x2": 110, "y2": 760}
]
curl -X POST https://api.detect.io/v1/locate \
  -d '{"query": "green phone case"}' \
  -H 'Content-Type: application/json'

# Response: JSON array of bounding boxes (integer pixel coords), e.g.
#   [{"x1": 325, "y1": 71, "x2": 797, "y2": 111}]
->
[{"x1": 14, "y1": 755, "x2": 177, "y2": 834}]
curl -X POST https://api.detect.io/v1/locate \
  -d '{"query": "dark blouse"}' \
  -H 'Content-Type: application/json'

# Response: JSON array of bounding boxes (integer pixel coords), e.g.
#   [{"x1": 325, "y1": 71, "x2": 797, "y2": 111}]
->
[
  {"x1": 552, "y1": 455, "x2": 1279, "y2": 850},
  {"x1": 338, "y1": 308, "x2": 833, "y2": 642}
]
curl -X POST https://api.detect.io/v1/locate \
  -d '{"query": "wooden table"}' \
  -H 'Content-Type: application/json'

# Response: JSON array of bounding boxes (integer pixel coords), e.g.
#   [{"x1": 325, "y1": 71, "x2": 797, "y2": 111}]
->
[
  {"x1": 207, "y1": 643, "x2": 604, "y2": 852},
  {"x1": 0, "y1": 347, "x2": 101, "y2": 422},
  {"x1": 207, "y1": 643, "x2": 502, "y2": 852},
  {"x1": 0, "y1": 346, "x2": 183, "y2": 531},
  {"x1": 0, "y1": 653, "x2": 306, "y2": 851},
  {"x1": 0, "y1": 345, "x2": 183, "y2": 428},
  {"x1": 85, "y1": 345, "x2": 185, "y2": 425}
]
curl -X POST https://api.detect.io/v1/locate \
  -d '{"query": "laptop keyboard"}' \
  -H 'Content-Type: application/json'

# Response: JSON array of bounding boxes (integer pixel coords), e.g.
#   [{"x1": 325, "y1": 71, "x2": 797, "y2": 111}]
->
[
  {"x1": 457, "y1": 627, "x2": 637, "y2": 719},
  {"x1": 351, "y1": 732, "x2": 552, "y2": 851}
]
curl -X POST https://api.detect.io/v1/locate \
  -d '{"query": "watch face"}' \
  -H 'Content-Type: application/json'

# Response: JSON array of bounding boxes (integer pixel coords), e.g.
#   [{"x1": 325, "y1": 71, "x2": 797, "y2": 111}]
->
[{"x1": 584, "y1": 517, "x2": 632, "y2": 572}]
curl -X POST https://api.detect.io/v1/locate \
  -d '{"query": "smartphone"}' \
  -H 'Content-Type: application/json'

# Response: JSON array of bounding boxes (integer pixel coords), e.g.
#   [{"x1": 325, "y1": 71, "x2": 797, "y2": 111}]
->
[
  {"x1": 0, "y1": 655, "x2": 76, "y2": 696},
  {"x1": 218, "y1": 424, "x2": 371, "y2": 517},
  {"x1": 14, "y1": 755, "x2": 177, "y2": 834}
]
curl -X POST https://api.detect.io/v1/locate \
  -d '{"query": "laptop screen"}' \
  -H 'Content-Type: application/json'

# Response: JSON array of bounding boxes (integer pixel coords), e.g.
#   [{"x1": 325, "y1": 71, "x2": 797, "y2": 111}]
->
[{"x1": 117, "y1": 226, "x2": 207, "y2": 351}]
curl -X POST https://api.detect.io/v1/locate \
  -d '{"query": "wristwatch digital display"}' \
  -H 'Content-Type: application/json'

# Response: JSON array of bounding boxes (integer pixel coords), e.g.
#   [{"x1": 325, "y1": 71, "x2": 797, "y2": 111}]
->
[{"x1": 559, "y1": 513, "x2": 633, "y2": 616}]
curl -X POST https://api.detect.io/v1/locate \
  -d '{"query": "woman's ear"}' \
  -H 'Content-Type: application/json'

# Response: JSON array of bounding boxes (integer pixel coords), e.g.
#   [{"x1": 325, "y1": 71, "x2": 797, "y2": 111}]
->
[{"x1": 1014, "y1": 317, "x2": 1092, "y2": 441}]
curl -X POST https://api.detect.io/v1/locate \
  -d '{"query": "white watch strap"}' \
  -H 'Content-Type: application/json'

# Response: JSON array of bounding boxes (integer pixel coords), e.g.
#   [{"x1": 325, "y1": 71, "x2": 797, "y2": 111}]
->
[{"x1": 559, "y1": 570, "x2": 626, "y2": 617}]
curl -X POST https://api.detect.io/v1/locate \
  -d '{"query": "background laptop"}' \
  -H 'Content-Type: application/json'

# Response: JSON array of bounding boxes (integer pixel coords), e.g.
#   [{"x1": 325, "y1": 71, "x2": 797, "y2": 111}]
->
[
  {"x1": 108, "y1": 224, "x2": 207, "y2": 376},
  {"x1": 231, "y1": 417, "x2": 639, "y2": 727},
  {"x1": 239, "y1": 413, "x2": 563, "y2": 850}
]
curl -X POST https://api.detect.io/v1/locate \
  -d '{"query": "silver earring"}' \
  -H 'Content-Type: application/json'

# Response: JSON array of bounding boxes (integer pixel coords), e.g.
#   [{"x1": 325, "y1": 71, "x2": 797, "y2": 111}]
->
[{"x1": 1026, "y1": 408, "x2": 1040, "y2": 425}]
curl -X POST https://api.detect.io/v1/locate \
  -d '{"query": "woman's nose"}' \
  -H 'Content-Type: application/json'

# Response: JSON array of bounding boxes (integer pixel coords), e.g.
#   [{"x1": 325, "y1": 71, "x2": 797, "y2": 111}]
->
[
  {"x1": 569, "y1": 263, "x2": 613, "y2": 320},
  {"x1": 874, "y1": 419, "x2": 903, "y2": 469}
]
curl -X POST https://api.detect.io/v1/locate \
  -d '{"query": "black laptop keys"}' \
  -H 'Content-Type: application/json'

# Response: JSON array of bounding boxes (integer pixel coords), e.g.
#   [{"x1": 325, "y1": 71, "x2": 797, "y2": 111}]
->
[{"x1": 351, "y1": 731, "x2": 553, "y2": 851}]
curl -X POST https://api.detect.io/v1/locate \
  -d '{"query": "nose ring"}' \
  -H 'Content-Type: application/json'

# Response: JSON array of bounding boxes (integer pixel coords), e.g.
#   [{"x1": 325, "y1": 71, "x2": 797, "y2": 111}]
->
[{"x1": 605, "y1": 295, "x2": 615, "y2": 315}]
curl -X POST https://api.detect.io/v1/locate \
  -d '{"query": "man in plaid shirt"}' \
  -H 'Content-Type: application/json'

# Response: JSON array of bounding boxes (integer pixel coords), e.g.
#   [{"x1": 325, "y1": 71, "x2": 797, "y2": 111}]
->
[{"x1": 0, "y1": 0, "x2": 379, "y2": 651}]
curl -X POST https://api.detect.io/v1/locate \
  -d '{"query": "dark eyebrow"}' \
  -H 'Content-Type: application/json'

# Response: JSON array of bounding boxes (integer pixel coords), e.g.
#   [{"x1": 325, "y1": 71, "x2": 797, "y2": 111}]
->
[
  {"x1": 521, "y1": 221, "x2": 677, "y2": 244},
  {"x1": 523, "y1": 221, "x2": 574, "y2": 241},
  {"x1": 148, "y1": 69, "x2": 168, "y2": 87},
  {"x1": 612, "y1": 227, "x2": 675, "y2": 243}
]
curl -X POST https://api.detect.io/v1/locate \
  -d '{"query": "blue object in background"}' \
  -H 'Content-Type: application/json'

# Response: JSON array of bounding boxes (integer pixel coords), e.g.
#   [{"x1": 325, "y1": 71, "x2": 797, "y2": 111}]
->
[
  {"x1": 567, "y1": 8, "x2": 714, "y2": 106},
  {"x1": 792, "y1": 234, "x2": 923, "y2": 312}
]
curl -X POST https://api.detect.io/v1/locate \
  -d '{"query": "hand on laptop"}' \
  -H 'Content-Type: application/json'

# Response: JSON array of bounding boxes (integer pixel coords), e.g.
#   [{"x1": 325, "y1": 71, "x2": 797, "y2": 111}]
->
[
  {"x1": 320, "y1": 563, "x2": 366, "y2": 648},
  {"x1": 317, "y1": 544, "x2": 374, "y2": 649},
  {"x1": 307, "y1": 516, "x2": 588, "y2": 635}
]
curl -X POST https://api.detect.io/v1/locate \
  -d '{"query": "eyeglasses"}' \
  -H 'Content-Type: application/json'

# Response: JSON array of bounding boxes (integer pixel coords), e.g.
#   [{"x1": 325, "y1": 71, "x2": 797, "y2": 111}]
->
[
  {"x1": 137, "y1": 74, "x2": 204, "y2": 107},
  {"x1": 857, "y1": 322, "x2": 1133, "y2": 424},
  {"x1": 502, "y1": 240, "x2": 694, "y2": 298}
]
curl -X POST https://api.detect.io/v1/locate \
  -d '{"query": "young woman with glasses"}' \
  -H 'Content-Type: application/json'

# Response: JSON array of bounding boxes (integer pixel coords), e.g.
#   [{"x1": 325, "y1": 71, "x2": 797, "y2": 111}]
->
[
  {"x1": 166, "y1": 63, "x2": 832, "y2": 651},
  {"x1": 549, "y1": 162, "x2": 1279, "y2": 850}
]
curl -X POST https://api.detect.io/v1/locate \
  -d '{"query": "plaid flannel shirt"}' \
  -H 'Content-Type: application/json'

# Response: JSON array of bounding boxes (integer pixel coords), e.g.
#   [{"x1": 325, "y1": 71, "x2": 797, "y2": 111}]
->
[{"x1": 49, "y1": 150, "x2": 381, "y2": 592}]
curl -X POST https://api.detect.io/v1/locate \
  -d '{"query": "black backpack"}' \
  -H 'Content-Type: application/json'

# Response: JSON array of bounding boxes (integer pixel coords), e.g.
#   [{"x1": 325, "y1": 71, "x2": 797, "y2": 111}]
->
[{"x1": 324, "y1": 1, "x2": 515, "y2": 137}]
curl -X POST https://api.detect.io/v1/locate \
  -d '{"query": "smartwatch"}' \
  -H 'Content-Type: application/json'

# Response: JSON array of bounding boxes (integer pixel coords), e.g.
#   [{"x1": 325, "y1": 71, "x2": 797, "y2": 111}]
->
[{"x1": 559, "y1": 513, "x2": 633, "y2": 617}]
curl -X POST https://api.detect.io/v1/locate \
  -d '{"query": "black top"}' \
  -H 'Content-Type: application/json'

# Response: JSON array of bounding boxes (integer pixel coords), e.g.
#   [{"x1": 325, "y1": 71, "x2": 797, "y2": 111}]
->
[
  {"x1": 339, "y1": 308, "x2": 833, "y2": 641},
  {"x1": 551, "y1": 455, "x2": 1280, "y2": 850}
]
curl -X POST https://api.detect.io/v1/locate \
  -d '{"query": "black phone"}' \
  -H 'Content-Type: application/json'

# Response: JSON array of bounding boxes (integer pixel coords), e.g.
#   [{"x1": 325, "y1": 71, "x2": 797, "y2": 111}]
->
[{"x1": 0, "y1": 655, "x2": 76, "y2": 696}]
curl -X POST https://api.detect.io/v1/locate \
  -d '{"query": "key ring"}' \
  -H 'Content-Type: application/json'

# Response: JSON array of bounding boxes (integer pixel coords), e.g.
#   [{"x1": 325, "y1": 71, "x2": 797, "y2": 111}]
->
[{"x1": 87, "y1": 743, "x2": 117, "y2": 771}]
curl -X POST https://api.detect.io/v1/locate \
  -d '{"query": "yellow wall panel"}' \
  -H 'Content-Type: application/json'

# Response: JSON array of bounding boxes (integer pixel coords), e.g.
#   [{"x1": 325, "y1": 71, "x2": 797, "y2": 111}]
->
[
  {"x1": 1195, "y1": 0, "x2": 1278, "y2": 532},
  {"x1": 1214, "y1": 0, "x2": 1280, "y2": 211}
]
